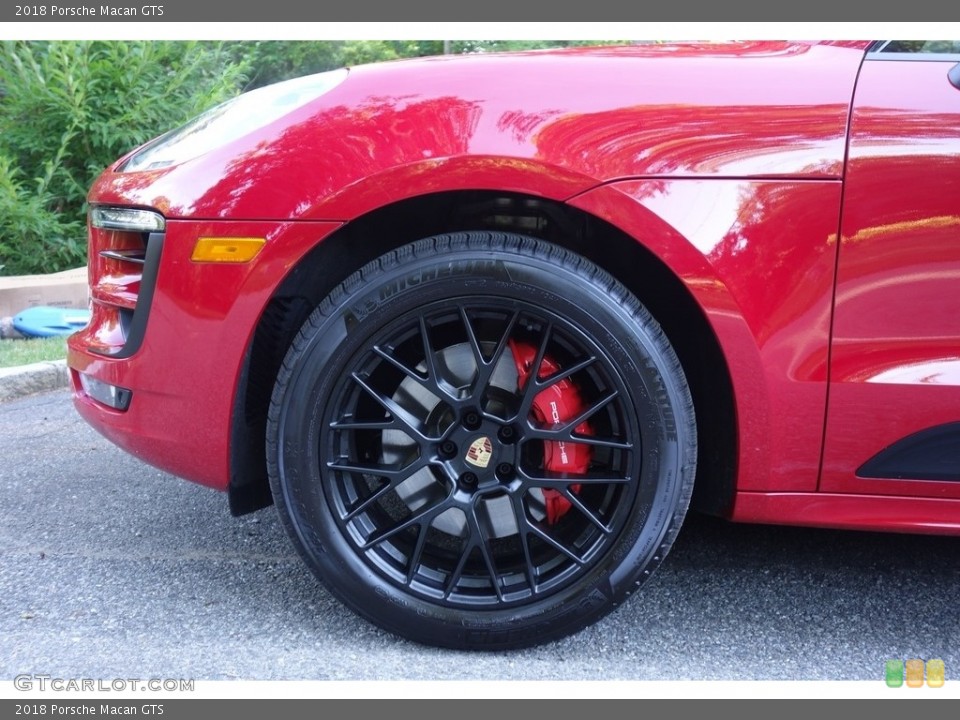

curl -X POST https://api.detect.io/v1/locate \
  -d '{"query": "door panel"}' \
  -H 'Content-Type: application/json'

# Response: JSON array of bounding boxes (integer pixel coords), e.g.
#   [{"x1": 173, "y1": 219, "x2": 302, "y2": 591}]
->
[{"x1": 822, "y1": 53, "x2": 960, "y2": 497}]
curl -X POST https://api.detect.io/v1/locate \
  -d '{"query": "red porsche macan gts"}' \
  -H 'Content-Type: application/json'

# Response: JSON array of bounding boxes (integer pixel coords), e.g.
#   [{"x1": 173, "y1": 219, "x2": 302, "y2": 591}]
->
[{"x1": 68, "y1": 40, "x2": 960, "y2": 649}]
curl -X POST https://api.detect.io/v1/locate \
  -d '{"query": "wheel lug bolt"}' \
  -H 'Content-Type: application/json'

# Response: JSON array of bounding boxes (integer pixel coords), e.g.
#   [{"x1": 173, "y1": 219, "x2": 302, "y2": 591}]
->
[
  {"x1": 460, "y1": 472, "x2": 479, "y2": 486},
  {"x1": 439, "y1": 440, "x2": 457, "y2": 458},
  {"x1": 463, "y1": 411, "x2": 481, "y2": 430},
  {"x1": 498, "y1": 426, "x2": 516, "y2": 443},
  {"x1": 496, "y1": 463, "x2": 513, "y2": 479}
]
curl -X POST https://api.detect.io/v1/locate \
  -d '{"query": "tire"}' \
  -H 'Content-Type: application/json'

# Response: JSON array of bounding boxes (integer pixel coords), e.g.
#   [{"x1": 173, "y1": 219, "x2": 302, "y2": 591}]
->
[{"x1": 266, "y1": 232, "x2": 696, "y2": 649}]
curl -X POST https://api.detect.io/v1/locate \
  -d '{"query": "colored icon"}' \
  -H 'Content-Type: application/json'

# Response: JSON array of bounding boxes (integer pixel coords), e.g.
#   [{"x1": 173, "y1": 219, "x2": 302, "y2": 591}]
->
[
  {"x1": 927, "y1": 659, "x2": 945, "y2": 688},
  {"x1": 905, "y1": 659, "x2": 924, "y2": 687},
  {"x1": 885, "y1": 659, "x2": 904, "y2": 688}
]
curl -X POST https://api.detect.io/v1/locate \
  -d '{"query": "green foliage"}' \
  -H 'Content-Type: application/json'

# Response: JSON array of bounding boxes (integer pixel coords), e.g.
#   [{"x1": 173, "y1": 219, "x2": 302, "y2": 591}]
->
[
  {"x1": 0, "y1": 41, "x2": 245, "y2": 275},
  {"x1": 0, "y1": 156, "x2": 84, "y2": 276},
  {"x1": 226, "y1": 41, "x2": 346, "y2": 90}
]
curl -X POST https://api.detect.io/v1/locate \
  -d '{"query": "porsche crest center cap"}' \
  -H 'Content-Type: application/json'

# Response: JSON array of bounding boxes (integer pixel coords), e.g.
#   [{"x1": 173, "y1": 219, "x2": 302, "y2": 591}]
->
[{"x1": 465, "y1": 436, "x2": 493, "y2": 469}]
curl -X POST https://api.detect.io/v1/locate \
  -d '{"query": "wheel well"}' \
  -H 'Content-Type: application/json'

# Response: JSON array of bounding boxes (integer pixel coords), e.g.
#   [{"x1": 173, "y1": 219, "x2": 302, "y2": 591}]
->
[{"x1": 228, "y1": 191, "x2": 737, "y2": 518}]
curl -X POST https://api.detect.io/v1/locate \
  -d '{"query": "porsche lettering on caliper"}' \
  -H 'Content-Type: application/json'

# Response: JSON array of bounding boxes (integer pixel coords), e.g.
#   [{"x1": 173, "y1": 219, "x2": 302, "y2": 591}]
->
[{"x1": 508, "y1": 339, "x2": 593, "y2": 524}]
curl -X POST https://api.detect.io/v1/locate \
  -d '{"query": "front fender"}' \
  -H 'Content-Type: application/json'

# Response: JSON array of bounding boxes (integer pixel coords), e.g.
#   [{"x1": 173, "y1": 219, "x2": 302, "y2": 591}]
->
[{"x1": 569, "y1": 178, "x2": 843, "y2": 493}]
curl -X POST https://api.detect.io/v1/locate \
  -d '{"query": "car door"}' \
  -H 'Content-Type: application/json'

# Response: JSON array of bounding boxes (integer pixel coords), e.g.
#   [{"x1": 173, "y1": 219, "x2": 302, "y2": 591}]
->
[{"x1": 821, "y1": 41, "x2": 960, "y2": 498}]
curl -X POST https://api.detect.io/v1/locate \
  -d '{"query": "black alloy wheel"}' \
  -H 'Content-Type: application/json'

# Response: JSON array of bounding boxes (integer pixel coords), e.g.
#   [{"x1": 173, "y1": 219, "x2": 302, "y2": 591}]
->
[{"x1": 267, "y1": 232, "x2": 697, "y2": 649}]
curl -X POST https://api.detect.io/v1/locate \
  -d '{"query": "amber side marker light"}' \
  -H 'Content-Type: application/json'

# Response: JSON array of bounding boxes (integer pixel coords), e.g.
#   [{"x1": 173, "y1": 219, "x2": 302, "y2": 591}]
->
[{"x1": 191, "y1": 237, "x2": 265, "y2": 263}]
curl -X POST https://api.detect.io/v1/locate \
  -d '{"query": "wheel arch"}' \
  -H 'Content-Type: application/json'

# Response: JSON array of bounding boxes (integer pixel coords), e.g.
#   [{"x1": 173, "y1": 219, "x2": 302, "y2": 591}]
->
[{"x1": 228, "y1": 190, "x2": 737, "y2": 519}]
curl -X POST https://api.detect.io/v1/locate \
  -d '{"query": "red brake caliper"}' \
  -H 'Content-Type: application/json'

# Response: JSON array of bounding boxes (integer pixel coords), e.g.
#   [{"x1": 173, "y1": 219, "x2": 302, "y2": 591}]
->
[{"x1": 509, "y1": 340, "x2": 593, "y2": 524}]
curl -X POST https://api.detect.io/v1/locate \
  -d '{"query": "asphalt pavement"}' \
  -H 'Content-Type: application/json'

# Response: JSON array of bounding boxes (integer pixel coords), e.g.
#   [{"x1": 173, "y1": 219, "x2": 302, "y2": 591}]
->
[{"x1": 1, "y1": 389, "x2": 958, "y2": 682}]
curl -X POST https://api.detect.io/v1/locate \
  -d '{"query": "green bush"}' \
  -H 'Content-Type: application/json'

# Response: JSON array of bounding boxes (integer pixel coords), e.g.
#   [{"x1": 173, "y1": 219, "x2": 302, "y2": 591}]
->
[
  {"x1": 0, "y1": 41, "x2": 246, "y2": 275},
  {"x1": 0, "y1": 157, "x2": 84, "y2": 276}
]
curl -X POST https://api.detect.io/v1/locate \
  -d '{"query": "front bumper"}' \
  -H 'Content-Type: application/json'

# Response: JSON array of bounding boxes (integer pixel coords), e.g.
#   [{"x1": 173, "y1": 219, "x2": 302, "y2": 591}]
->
[{"x1": 68, "y1": 216, "x2": 341, "y2": 490}]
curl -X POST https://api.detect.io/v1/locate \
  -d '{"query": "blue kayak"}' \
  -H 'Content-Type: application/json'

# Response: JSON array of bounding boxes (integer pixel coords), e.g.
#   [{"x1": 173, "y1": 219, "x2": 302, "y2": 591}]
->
[{"x1": 12, "y1": 305, "x2": 91, "y2": 338}]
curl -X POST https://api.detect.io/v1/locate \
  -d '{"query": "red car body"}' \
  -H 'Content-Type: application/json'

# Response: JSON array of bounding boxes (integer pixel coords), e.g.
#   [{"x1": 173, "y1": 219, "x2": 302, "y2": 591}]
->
[{"x1": 67, "y1": 40, "x2": 960, "y2": 647}]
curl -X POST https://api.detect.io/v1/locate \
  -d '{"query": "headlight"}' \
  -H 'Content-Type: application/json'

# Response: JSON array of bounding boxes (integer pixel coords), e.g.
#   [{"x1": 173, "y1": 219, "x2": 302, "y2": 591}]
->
[
  {"x1": 90, "y1": 206, "x2": 165, "y2": 232},
  {"x1": 119, "y1": 68, "x2": 349, "y2": 172}
]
